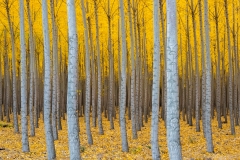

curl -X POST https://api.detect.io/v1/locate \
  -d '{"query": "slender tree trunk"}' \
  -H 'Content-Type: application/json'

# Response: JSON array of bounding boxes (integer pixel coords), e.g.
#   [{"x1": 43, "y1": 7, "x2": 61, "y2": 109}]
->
[
  {"x1": 93, "y1": 0, "x2": 104, "y2": 135},
  {"x1": 57, "y1": 35, "x2": 62, "y2": 130},
  {"x1": 5, "y1": 0, "x2": 19, "y2": 133},
  {"x1": 41, "y1": 0, "x2": 56, "y2": 158},
  {"x1": 151, "y1": 0, "x2": 161, "y2": 159},
  {"x1": 204, "y1": 0, "x2": 214, "y2": 152},
  {"x1": 86, "y1": 4, "x2": 96, "y2": 128},
  {"x1": 159, "y1": 0, "x2": 167, "y2": 126},
  {"x1": 143, "y1": 26, "x2": 148, "y2": 123},
  {"x1": 26, "y1": 0, "x2": 35, "y2": 137},
  {"x1": 186, "y1": 12, "x2": 192, "y2": 126},
  {"x1": 224, "y1": 0, "x2": 235, "y2": 135},
  {"x1": 50, "y1": 0, "x2": 58, "y2": 140},
  {"x1": 232, "y1": 5, "x2": 238, "y2": 126},
  {"x1": 4, "y1": 41, "x2": 10, "y2": 122},
  {"x1": 180, "y1": 30, "x2": 186, "y2": 121},
  {"x1": 222, "y1": 49, "x2": 227, "y2": 123},
  {"x1": 138, "y1": 21, "x2": 143, "y2": 128},
  {"x1": 166, "y1": 0, "x2": 182, "y2": 159},
  {"x1": 34, "y1": 58, "x2": 39, "y2": 128},
  {"x1": 19, "y1": 0, "x2": 30, "y2": 152},
  {"x1": 119, "y1": 0, "x2": 129, "y2": 152},
  {"x1": 133, "y1": 2, "x2": 140, "y2": 132},
  {"x1": 4, "y1": 33, "x2": 10, "y2": 122},
  {"x1": 214, "y1": 1, "x2": 222, "y2": 129},
  {"x1": 107, "y1": 0, "x2": 115, "y2": 130},
  {"x1": 127, "y1": 0, "x2": 137, "y2": 139},
  {"x1": 190, "y1": 0, "x2": 200, "y2": 132},
  {"x1": 81, "y1": 0, "x2": 93, "y2": 145},
  {"x1": 198, "y1": 0, "x2": 206, "y2": 137},
  {"x1": 66, "y1": 0, "x2": 82, "y2": 159},
  {"x1": 117, "y1": 18, "x2": 122, "y2": 123}
]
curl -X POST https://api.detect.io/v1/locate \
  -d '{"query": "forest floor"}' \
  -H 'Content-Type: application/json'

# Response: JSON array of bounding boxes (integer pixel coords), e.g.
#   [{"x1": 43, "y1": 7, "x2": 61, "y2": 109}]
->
[{"x1": 0, "y1": 114, "x2": 240, "y2": 160}]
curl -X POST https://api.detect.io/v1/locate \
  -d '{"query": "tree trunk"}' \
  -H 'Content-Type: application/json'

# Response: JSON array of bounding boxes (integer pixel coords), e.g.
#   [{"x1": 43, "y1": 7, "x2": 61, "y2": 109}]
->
[
  {"x1": 166, "y1": 0, "x2": 182, "y2": 159},
  {"x1": 232, "y1": 5, "x2": 238, "y2": 126},
  {"x1": 151, "y1": 0, "x2": 161, "y2": 159},
  {"x1": 19, "y1": 0, "x2": 30, "y2": 152},
  {"x1": 26, "y1": 0, "x2": 35, "y2": 137},
  {"x1": 41, "y1": 0, "x2": 56, "y2": 158},
  {"x1": 93, "y1": 0, "x2": 104, "y2": 135},
  {"x1": 127, "y1": 0, "x2": 137, "y2": 139},
  {"x1": 119, "y1": 0, "x2": 129, "y2": 152},
  {"x1": 80, "y1": 0, "x2": 93, "y2": 145},
  {"x1": 198, "y1": 0, "x2": 206, "y2": 137},
  {"x1": 133, "y1": 2, "x2": 140, "y2": 132},
  {"x1": 186, "y1": 11, "x2": 192, "y2": 126},
  {"x1": 66, "y1": 0, "x2": 82, "y2": 159},
  {"x1": 224, "y1": 0, "x2": 235, "y2": 135},
  {"x1": 107, "y1": 0, "x2": 115, "y2": 130},
  {"x1": 50, "y1": 0, "x2": 59, "y2": 140},
  {"x1": 190, "y1": 0, "x2": 200, "y2": 132},
  {"x1": 214, "y1": 1, "x2": 222, "y2": 129},
  {"x1": 5, "y1": 0, "x2": 19, "y2": 133},
  {"x1": 57, "y1": 36, "x2": 62, "y2": 130},
  {"x1": 204, "y1": 0, "x2": 214, "y2": 152}
]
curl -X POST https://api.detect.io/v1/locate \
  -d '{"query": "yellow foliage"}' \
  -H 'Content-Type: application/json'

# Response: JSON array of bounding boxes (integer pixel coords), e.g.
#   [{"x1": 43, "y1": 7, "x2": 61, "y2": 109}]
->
[
  {"x1": 0, "y1": 0, "x2": 238, "y2": 78},
  {"x1": 0, "y1": 114, "x2": 240, "y2": 159}
]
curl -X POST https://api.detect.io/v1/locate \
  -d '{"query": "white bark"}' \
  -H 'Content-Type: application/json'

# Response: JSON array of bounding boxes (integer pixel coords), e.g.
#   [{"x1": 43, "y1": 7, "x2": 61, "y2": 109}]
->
[
  {"x1": 166, "y1": 0, "x2": 182, "y2": 159},
  {"x1": 19, "y1": 0, "x2": 30, "y2": 152},
  {"x1": 119, "y1": 0, "x2": 129, "y2": 152},
  {"x1": 41, "y1": 0, "x2": 56, "y2": 158},
  {"x1": 204, "y1": 0, "x2": 214, "y2": 152},
  {"x1": 151, "y1": 0, "x2": 160, "y2": 159},
  {"x1": 66, "y1": 0, "x2": 82, "y2": 159}
]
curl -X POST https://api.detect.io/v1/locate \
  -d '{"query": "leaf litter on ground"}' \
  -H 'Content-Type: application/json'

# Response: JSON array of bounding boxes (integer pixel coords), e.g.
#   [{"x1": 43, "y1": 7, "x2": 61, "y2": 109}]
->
[{"x1": 0, "y1": 114, "x2": 240, "y2": 159}]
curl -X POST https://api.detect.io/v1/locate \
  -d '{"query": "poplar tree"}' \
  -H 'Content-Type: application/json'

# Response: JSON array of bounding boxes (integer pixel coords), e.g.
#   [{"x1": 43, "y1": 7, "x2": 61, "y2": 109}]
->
[
  {"x1": 41, "y1": 0, "x2": 56, "y2": 158},
  {"x1": 166, "y1": 0, "x2": 182, "y2": 159},
  {"x1": 151, "y1": 0, "x2": 160, "y2": 159},
  {"x1": 19, "y1": 0, "x2": 29, "y2": 152},
  {"x1": 66, "y1": 0, "x2": 82, "y2": 159}
]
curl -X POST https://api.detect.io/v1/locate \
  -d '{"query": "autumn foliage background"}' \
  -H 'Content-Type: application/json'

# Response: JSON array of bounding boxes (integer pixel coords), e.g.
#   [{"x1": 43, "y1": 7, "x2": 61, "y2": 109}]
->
[{"x1": 0, "y1": 0, "x2": 240, "y2": 159}]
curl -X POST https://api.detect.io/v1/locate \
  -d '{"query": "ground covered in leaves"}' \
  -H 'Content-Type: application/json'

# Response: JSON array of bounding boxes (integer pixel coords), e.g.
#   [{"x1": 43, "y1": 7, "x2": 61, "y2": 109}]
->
[{"x1": 0, "y1": 115, "x2": 240, "y2": 159}]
